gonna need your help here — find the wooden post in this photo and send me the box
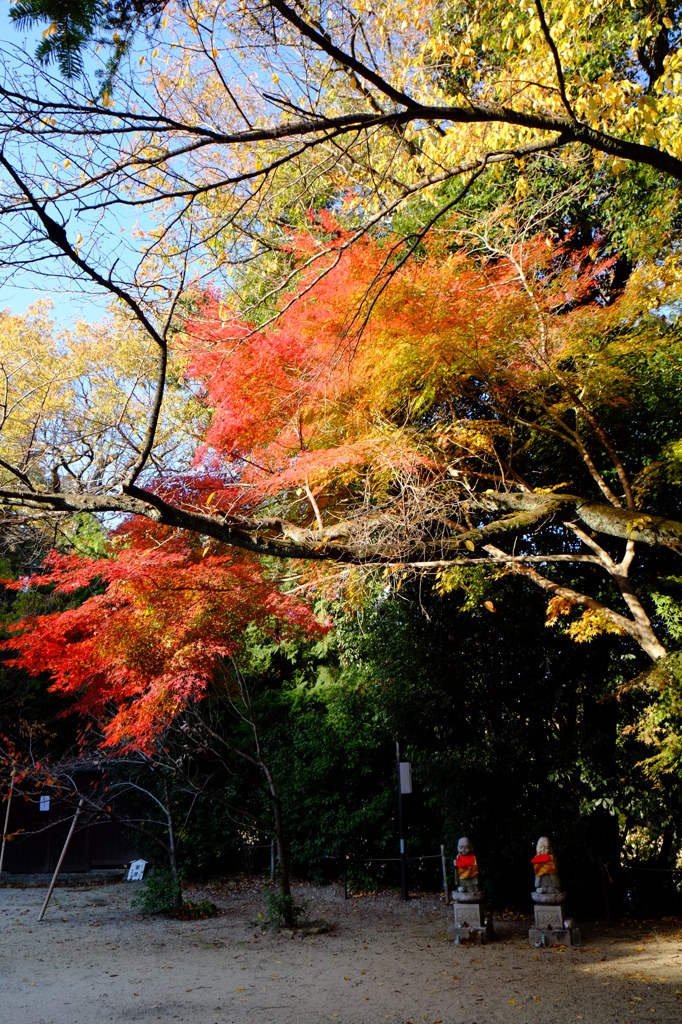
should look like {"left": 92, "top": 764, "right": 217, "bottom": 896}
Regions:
{"left": 0, "top": 776, "right": 15, "bottom": 880}
{"left": 38, "top": 797, "right": 84, "bottom": 921}
{"left": 441, "top": 843, "right": 449, "bottom": 905}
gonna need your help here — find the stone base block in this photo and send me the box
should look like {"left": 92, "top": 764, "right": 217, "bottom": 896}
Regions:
{"left": 528, "top": 926, "right": 581, "bottom": 947}
{"left": 533, "top": 903, "right": 564, "bottom": 929}
{"left": 448, "top": 921, "right": 494, "bottom": 944}
{"left": 453, "top": 900, "right": 484, "bottom": 929}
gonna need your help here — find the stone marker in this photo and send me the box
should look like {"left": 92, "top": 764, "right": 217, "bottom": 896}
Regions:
{"left": 449, "top": 837, "right": 493, "bottom": 944}
{"left": 529, "top": 837, "right": 580, "bottom": 947}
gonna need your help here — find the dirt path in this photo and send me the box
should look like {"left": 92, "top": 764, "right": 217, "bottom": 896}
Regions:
{"left": 1, "top": 880, "right": 680, "bottom": 1023}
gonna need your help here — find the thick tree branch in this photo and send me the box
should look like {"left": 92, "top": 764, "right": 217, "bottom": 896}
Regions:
{"left": 483, "top": 542, "right": 666, "bottom": 661}
{"left": 1, "top": 482, "right": 681, "bottom": 565}
{"left": 479, "top": 492, "right": 682, "bottom": 552}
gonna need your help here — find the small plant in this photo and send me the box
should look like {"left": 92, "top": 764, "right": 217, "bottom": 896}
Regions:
{"left": 265, "top": 889, "right": 307, "bottom": 928}
{"left": 176, "top": 897, "right": 218, "bottom": 920}
{"left": 131, "top": 868, "right": 219, "bottom": 918}
{"left": 131, "top": 868, "right": 182, "bottom": 916}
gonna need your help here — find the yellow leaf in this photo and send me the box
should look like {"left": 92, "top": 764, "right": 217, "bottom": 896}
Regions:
{"left": 465, "top": 539, "right": 475, "bottom": 551}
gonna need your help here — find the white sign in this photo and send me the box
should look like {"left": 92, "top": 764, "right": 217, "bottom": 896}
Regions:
{"left": 126, "top": 859, "right": 147, "bottom": 881}
{"left": 399, "top": 761, "right": 412, "bottom": 794}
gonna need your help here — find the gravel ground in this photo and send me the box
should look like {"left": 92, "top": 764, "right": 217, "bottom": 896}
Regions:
{"left": 1, "top": 878, "right": 681, "bottom": 1024}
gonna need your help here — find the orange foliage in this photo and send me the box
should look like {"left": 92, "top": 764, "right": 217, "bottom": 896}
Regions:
{"left": 4, "top": 224, "right": 620, "bottom": 750}
{"left": 4, "top": 522, "right": 325, "bottom": 750}
{"left": 183, "top": 226, "right": 617, "bottom": 510}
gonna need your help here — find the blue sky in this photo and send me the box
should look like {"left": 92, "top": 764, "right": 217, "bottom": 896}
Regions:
{"left": 0, "top": 13, "right": 147, "bottom": 328}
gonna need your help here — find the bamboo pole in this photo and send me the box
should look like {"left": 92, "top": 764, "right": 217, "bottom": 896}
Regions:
{"left": 0, "top": 776, "right": 15, "bottom": 880}
{"left": 38, "top": 796, "right": 84, "bottom": 921}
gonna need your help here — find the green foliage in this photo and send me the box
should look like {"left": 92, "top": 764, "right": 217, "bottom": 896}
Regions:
{"left": 333, "top": 576, "right": 680, "bottom": 913}
{"left": 264, "top": 888, "right": 306, "bottom": 928}
{"left": 651, "top": 581, "right": 682, "bottom": 644}
{"left": 261, "top": 664, "right": 396, "bottom": 874}
{"left": 174, "top": 797, "right": 246, "bottom": 881}
{"left": 131, "top": 867, "right": 219, "bottom": 918}
{"left": 58, "top": 513, "right": 109, "bottom": 558}
{"left": 632, "top": 652, "right": 682, "bottom": 780}
{"left": 131, "top": 867, "right": 182, "bottom": 916}
{"left": 433, "top": 564, "right": 505, "bottom": 611}
{"left": 9, "top": 0, "right": 166, "bottom": 83}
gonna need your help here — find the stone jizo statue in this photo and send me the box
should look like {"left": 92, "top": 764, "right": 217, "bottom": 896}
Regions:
{"left": 455, "top": 836, "right": 480, "bottom": 894}
{"left": 532, "top": 836, "right": 562, "bottom": 894}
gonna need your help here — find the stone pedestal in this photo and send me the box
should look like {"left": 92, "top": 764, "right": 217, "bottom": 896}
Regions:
{"left": 448, "top": 891, "right": 494, "bottom": 944}
{"left": 528, "top": 893, "right": 580, "bottom": 947}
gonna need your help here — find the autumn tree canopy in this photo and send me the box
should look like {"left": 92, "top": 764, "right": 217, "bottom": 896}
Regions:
{"left": 3, "top": 225, "right": 682, "bottom": 672}
{"left": 0, "top": 1, "right": 681, "bottom": 669}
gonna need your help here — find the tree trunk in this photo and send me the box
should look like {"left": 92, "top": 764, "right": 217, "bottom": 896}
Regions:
{"left": 163, "top": 777, "right": 183, "bottom": 912}
{"left": 259, "top": 760, "right": 293, "bottom": 923}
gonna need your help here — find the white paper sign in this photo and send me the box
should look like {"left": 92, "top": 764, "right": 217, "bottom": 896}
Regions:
{"left": 126, "top": 859, "right": 147, "bottom": 881}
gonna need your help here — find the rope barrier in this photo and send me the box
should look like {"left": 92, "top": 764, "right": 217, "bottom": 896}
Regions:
{"left": 241, "top": 848, "right": 445, "bottom": 863}
{"left": 622, "top": 864, "right": 682, "bottom": 875}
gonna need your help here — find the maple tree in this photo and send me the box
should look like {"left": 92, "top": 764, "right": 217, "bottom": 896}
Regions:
{"left": 0, "top": 0, "right": 680, "bottom": 794}
{"left": 2, "top": 219, "right": 680, "bottom": 820}
{"left": 1, "top": 511, "right": 323, "bottom": 916}
{"left": 2, "top": 224, "right": 682, "bottom": 664}
{"left": 183, "top": 225, "right": 682, "bottom": 660}
{"left": 0, "top": 1, "right": 679, "bottom": 558}
{"left": 4, "top": 522, "right": 323, "bottom": 750}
